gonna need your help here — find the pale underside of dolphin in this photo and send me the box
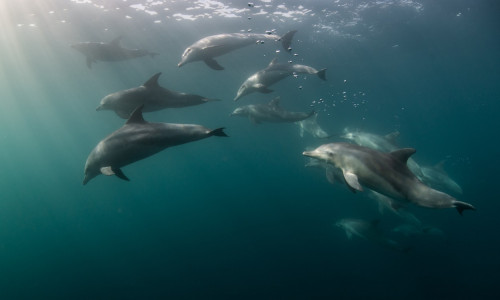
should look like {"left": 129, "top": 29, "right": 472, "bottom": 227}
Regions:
{"left": 233, "top": 58, "right": 327, "bottom": 101}
{"left": 178, "top": 30, "right": 297, "bottom": 70}
{"left": 303, "top": 142, "right": 475, "bottom": 215}
{"left": 83, "top": 105, "right": 228, "bottom": 185}
{"left": 230, "top": 96, "right": 314, "bottom": 124}
{"left": 97, "top": 72, "right": 220, "bottom": 119}
{"left": 71, "top": 36, "right": 158, "bottom": 69}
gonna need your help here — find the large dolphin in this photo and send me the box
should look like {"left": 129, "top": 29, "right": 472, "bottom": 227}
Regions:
{"left": 83, "top": 105, "right": 228, "bottom": 185}
{"left": 342, "top": 129, "right": 424, "bottom": 180}
{"left": 296, "top": 113, "right": 330, "bottom": 139}
{"left": 336, "top": 218, "right": 410, "bottom": 252}
{"left": 302, "top": 143, "right": 476, "bottom": 215}
{"left": 420, "top": 161, "right": 463, "bottom": 195}
{"left": 234, "top": 58, "right": 326, "bottom": 101}
{"left": 71, "top": 36, "right": 158, "bottom": 69}
{"left": 230, "top": 96, "right": 314, "bottom": 124}
{"left": 97, "top": 72, "right": 219, "bottom": 119}
{"left": 178, "top": 30, "right": 297, "bottom": 70}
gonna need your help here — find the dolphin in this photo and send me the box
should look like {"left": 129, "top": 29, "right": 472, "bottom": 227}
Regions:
{"left": 366, "top": 190, "right": 422, "bottom": 227}
{"left": 342, "top": 129, "right": 424, "bottom": 180}
{"left": 420, "top": 161, "right": 463, "bottom": 195}
{"left": 230, "top": 96, "right": 314, "bottom": 124}
{"left": 392, "top": 223, "right": 445, "bottom": 238}
{"left": 234, "top": 58, "right": 326, "bottom": 101}
{"left": 336, "top": 218, "right": 410, "bottom": 252}
{"left": 178, "top": 30, "right": 297, "bottom": 70}
{"left": 83, "top": 105, "right": 228, "bottom": 185}
{"left": 71, "top": 36, "right": 158, "bottom": 69}
{"left": 296, "top": 113, "right": 330, "bottom": 139}
{"left": 302, "top": 143, "right": 476, "bottom": 215}
{"left": 97, "top": 72, "right": 220, "bottom": 119}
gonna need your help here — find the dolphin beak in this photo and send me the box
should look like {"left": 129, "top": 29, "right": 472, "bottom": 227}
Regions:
{"left": 177, "top": 62, "right": 183, "bottom": 67}
{"left": 302, "top": 151, "right": 313, "bottom": 157}
{"left": 96, "top": 105, "right": 102, "bottom": 111}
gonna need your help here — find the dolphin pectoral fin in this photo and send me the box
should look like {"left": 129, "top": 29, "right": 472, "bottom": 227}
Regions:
{"left": 325, "top": 169, "right": 336, "bottom": 185}
{"left": 100, "top": 166, "right": 115, "bottom": 176}
{"left": 113, "top": 168, "right": 130, "bottom": 182}
{"left": 453, "top": 201, "right": 476, "bottom": 215}
{"left": 204, "top": 58, "right": 224, "bottom": 70}
{"left": 342, "top": 170, "right": 363, "bottom": 192}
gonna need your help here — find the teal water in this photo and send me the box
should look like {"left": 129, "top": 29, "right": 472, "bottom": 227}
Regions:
{"left": 0, "top": 0, "right": 499, "bottom": 299}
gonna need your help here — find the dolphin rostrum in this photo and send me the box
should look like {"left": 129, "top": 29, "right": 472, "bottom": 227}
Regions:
{"left": 233, "top": 58, "right": 326, "bottom": 101}
{"left": 336, "top": 218, "right": 410, "bottom": 252}
{"left": 230, "top": 96, "right": 314, "bottom": 124}
{"left": 71, "top": 36, "right": 158, "bottom": 69}
{"left": 178, "top": 30, "right": 297, "bottom": 70}
{"left": 97, "top": 72, "right": 220, "bottom": 119}
{"left": 303, "top": 143, "right": 475, "bottom": 215}
{"left": 83, "top": 105, "right": 228, "bottom": 185}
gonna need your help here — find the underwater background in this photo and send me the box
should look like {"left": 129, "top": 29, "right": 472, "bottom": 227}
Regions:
{"left": 0, "top": 0, "right": 499, "bottom": 299}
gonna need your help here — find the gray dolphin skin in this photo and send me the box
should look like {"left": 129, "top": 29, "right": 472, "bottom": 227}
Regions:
{"left": 178, "top": 30, "right": 297, "bottom": 70}
{"left": 342, "top": 129, "right": 424, "bottom": 180}
{"left": 97, "top": 72, "right": 219, "bottom": 119}
{"left": 420, "top": 162, "right": 463, "bottom": 195}
{"left": 233, "top": 58, "right": 326, "bottom": 101}
{"left": 71, "top": 36, "right": 158, "bottom": 69}
{"left": 296, "top": 113, "right": 330, "bottom": 138}
{"left": 230, "top": 96, "right": 314, "bottom": 124}
{"left": 302, "top": 143, "right": 476, "bottom": 215}
{"left": 83, "top": 105, "right": 228, "bottom": 185}
{"left": 336, "top": 218, "right": 409, "bottom": 252}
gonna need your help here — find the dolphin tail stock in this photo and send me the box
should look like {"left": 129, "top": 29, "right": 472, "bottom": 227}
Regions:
{"left": 454, "top": 200, "right": 476, "bottom": 216}
{"left": 316, "top": 68, "right": 327, "bottom": 81}
{"left": 210, "top": 127, "right": 229, "bottom": 137}
{"left": 280, "top": 30, "right": 297, "bottom": 52}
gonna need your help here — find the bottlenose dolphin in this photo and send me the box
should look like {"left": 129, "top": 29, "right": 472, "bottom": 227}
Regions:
{"left": 296, "top": 113, "right": 330, "bottom": 139}
{"left": 97, "top": 72, "right": 219, "bottom": 119}
{"left": 83, "top": 105, "right": 228, "bottom": 185}
{"left": 302, "top": 143, "right": 475, "bottom": 215}
{"left": 336, "top": 218, "right": 410, "bottom": 252}
{"left": 71, "top": 36, "right": 158, "bottom": 69}
{"left": 230, "top": 96, "right": 314, "bottom": 124}
{"left": 342, "top": 129, "right": 424, "bottom": 179}
{"left": 178, "top": 30, "right": 297, "bottom": 70}
{"left": 420, "top": 161, "right": 463, "bottom": 195}
{"left": 234, "top": 58, "right": 326, "bottom": 101}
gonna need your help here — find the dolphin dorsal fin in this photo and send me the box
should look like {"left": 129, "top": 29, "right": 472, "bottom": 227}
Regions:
{"left": 110, "top": 36, "right": 123, "bottom": 47}
{"left": 384, "top": 131, "right": 400, "bottom": 144}
{"left": 390, "top": 148, "right": 416, "bottom": 164}
{"left": 268, "top": 58, "right": 278, "bottom": 67}
{"left": 269, "top": 96, "right": 280, "bottom": 107}
{"left": 126, "top": 105, "right": 147, "bottom": 124}
{"left": 143, "top": 72, "right": 162, "bottom": 88}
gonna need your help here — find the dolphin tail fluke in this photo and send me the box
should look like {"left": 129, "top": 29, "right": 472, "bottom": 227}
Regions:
{"left": 280, "top": 30, "right": 297, "bottom": 52}
{"left": 210, "top": 127, "right": 229, "bottom": 137}
{"left": 454, "top": 201, "right": 476, "bottom": 215}
{"left": 316, "top": 68, "right": 327, "bottom": 81}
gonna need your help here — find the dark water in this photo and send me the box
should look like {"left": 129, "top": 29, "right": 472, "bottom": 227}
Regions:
{"left": 0, "top": 0, "right": 499, "bottom": 299}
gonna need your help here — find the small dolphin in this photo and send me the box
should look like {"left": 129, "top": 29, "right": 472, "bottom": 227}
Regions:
{"left": 336, "top": 218, "right": 410, "bottom": 252}
{"left": 303, "top": 143, "right": 475, "bottom": 215}
{"left": 230, "top": 96, "right": 314, "bottom": 124}
{"left": 97, "top": 72, "right": 219, "bottom": 119}
{"left": 234, "top": 58, "right": 326, "bottom": 101}
{"left": 83, "top": 105, "right": 228, "bottom": 185}
{"left": 296, "top": 113, "right": 330, "bottom": 139}
{"left": 71, "top": 36, "right": 158, "bottom": 69}
{"left": 420, "top": 161, "right": 463, "bottom": 195}
{"left": 342, "top": 129, "right": 424, "bottom": 179}
{"left": 178, "top": 30, "right": 297, "bottom": 70}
